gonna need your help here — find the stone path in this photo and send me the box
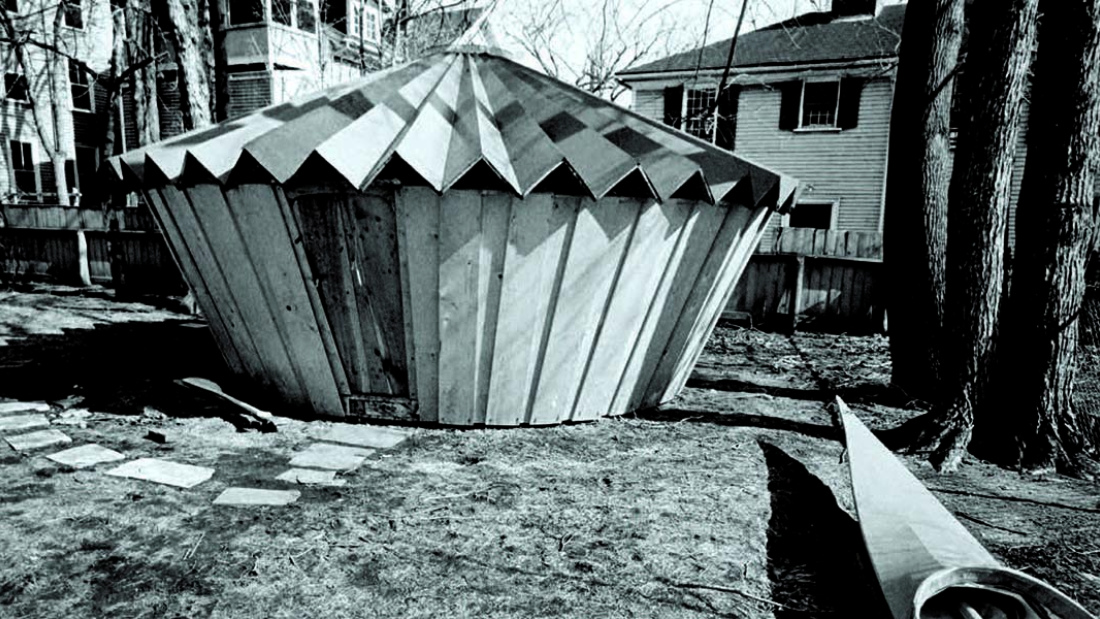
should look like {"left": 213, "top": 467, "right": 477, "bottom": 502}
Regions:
{"left": 2, "top": 398, "right": 411, "bottom": 508}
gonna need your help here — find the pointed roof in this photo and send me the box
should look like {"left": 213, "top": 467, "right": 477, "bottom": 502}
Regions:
{"left": 108, "top": 52, "right": 797, "bottom": 209}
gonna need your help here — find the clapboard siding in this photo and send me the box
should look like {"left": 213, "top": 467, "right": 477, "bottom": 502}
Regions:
{"left": 633, "top": 89, "right": 664, "bottom": 123}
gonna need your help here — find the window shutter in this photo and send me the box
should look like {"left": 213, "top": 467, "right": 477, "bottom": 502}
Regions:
{"left": 663, "top": 84, "right": 684, "bottom": 129}
{"left": 838, "top": 77, "right": 865, "bottom": 129}
{"left": 715, "top": 85, "right": 739, "bottom": 150}
{"left": 778, "top": 81, "right": 802, "bottom": 130}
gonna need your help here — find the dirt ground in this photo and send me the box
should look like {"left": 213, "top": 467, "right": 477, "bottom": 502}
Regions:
{"left": 0, "top": 285, "right": 1097, "bottom": 619}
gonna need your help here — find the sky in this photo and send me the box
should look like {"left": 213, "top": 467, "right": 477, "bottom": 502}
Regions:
{"left": 478, "top": 0, "right": 906, "bottom": 100}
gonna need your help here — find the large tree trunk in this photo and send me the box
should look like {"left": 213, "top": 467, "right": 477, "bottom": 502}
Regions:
{"left": 154, "top": 0, "right": 212, "bottom": 130}
{"left": 882, "top": 0, "right": 964, "bottom": 403}
{"left": 917, "top": 0, "right": 1039, "bottom": 472}
{"left": 128, "top": 2, "right": 160, "bottom": 146}
{"left": 998, "top": 0, "right": 1100, "bottom": 478}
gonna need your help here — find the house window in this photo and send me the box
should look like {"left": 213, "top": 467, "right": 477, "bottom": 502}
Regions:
{"left": 272, "top": 0, "right": 292, "bottom": 26}
{"left": 800, "top": 80, "right": 840, "bottom": 128}
{"left": 362, "top": 4, "right": 379, "bottom": 42}
{"left": 69, "top": 60, "right": 92, "bottom": 111}
{"left": 684, "top": 87, "right": 715, "bottom": 141}
{"left": 787, "top": 201, "right": 836, "bottom": 230}
{"left": 5, "top": 0, "right": 19, "bottom": 13}
{"left": 228, "top": 0, "right": 265, "bottom": 25}
{"left": 75, "top": 146, "right": 97, "bottom": 194}
{"left": 296, "top": 0, "right": 316, "bottom": 32}
{"left": 5, "top": 71, "right": 28, "bottom": 102}
{"left": 9, "top": 140, "right": 36, "bottom": 195}
{"left": 62, "top": 0, "right": 83, "bottom": 29}
{"left": 348, "top": 0, "right": 361, "bottom": 37}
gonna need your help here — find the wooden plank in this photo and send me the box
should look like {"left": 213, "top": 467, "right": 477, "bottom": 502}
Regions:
{"left": 811, "top": 228, "right": 827, "bottom": 256}
{"left": 346, "top": 193, "right": 409, "bottom": 395}
{"left": 529, "top": 197, "right": 635, "bottom": 426}
{"left": 789, "top": 255, "right": 805, "bottom": 326}
{"left": 837, "top": 261, "right": 855, "bottom": 321}
{"left": 484, "top": 193, "right": 572, "bottom": 426}
{"left": 273, "top": 188, "right": 351, "bottom": 400}
{"left": 618, "top": 201, "right": 727, "bottom": 415}
{"left": 148, "top": 188, "right": 249, "bottom": 377}
{"left": 183, "top": 184, "right": 310, "bottom": 407}
{"left": 437, "top": 190, "right": 482, "bottom": 425}
{"left": 657, "top": 207, "right": 763, "bottom": 397}
{"left": 474, "top": 192, "right": 511, "bottom": 425}
{"left": 61, "top": 208, "right": 80, "bottom": 230}
{"left": 825, "top": 229, "right": 841, "bottom": 257}
{"left": 396, "top": 186, "right": 441, "bottom": 423}
{"left": 572, "top": 198, "right": 688, "bottom": 421}
{"left": 226, "top": 184, "right": 344, "bottom": 417}
{"left": 295, "top": 195, "right": 384, "bottom": 395}
{"left": 394, "top": 190, "right": 418, "bottom": 402}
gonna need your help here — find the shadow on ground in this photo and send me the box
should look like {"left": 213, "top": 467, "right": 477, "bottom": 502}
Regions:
{"left": 635, "top": 407, "right": 839, "bottom": 442}
{"left": 759, "top": 440, "right": 890, "bottom": 617}
{"left": 0, "top": 319, "right": 239, "bottom": 415}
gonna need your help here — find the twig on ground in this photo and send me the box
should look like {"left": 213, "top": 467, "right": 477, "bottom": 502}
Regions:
{"left": 662, "top": 579, "right": 808, "bottom": 612}
{"left": 955, "top": 511, "right": 1029, "bottom": 536}
{"left": 929, "top": 487, "right": 1100, "bottom": 514}
{"left": 182, "top": 531, "right": 205, "bottom": 561}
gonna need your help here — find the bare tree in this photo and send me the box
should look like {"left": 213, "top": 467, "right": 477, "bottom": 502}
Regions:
{"left": 152, "top": 0, "right": 212, "bottom": 130}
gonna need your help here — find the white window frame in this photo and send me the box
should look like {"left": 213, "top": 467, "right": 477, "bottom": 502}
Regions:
{"left": 796, "top": 77, "right": 842, "bottom": 131}
{"left": 362, "top": 3, "right": 379, "bottom": 42}
{"left": 68, "top": 59, "right": 93, "bottom": 113}
{"left": 681, "top": 84, "right": 716, "bottom": 142}
{"left": 4, "top": 67, "right": 29, "bottom": 103}
{"left": 782, "top": 199, "right": 839, "bottom": 230}
{"left": 348, "top": 0, "right": 361, "bottom": 38}
{"left": 9, "top": 139, "right": 38, "bottom": 196}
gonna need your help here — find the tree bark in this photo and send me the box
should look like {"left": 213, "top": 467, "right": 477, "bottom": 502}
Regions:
{"left": 154, "top": 0, "right": 212, "bottom": 131}
{"left": 128, "top": 2, "right": 160, "bottom": 146}
{"left": 919, "top": 0, "right": 1039, "bottom": 472}
{"left": 883, "top": 0, "right": 964, "bottom": 403}
{"left": 998, "top": 0, "right": 1100, "bottom": 478}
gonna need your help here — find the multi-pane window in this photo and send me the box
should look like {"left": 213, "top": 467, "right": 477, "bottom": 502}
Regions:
{"left": 348, "top": 0, "right": 362, "bottom": 37}
{"left": 228, "top": 0, "right": 265, "bottom": 25}
{"left": 362, "top": 5, "right": 379, "bottom": 42}
{"left": 296, "top": 0, "right": 316, "bottom": 32}
{"left": 62, "top": 0, "right": 83, "bottom": 29}
{"left": 800, "top": 81, "right": 840, "bottom": 128}
{"left": 69, "top": 60, "right": 91, "bottom": 111}
{"left": 9, "top": 140, "right": 36, "bottom": 195}
{"left": 684, "top": 87, "right": 715, "bottom": 141}
{"left": 272, "top": 0, "right": 292, "bottom": 26}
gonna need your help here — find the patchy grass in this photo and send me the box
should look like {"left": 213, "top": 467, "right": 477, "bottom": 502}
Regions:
{"left": 0, "top": 287, "right": 1096, "bottom": 618}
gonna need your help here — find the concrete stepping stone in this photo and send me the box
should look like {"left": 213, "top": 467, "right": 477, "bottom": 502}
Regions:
{"left": 105, "top": 458, "right": 214, "bottom": 489}
{"left": 0, "top": 401, "right": 50, "bottom": 415}
{"left": 0, "top": 414, "right": 50, "bottom": 433}
{"left": 46, "top": 444, "right": 125, "bottom": 469}
{"left": 213, "top": 487, "right": 300, "bottom": 506}
{"left": 275, "top": 468, "right": 347, "bottom": 487}
{"left": 6, "top": 429, "right": 71, "bottom": 451}
{"left": 313, "top": 424, "right": 408, "bottom": 449}
{"left": 288, "top": 443, "right": 373, "bottom": 471}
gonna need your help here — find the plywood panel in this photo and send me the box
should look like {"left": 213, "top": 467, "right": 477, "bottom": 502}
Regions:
{"left": 484, "top": 193, "right": 572, "bottom": 426}
{"left": 149, "top": 187, "right": 250, "bottom": 378}
{"left": 619, "top": 202, "right": 727, "bottom": 414}
{"left": 397, "top": 186, "right": 441, "bottom": 423}
{"left": 227, "top": 184, "right": 344, "bottom": 417}
{"left": 661, "top": 206, "right": 770, "bottom": 402}
{"left": 346, "top": 193, "right": 408, "bottom": 395}
{"left": 183, "top": 184, "right": 309, "bottom": 407}
{"left": 529, "top": 197, "right": 635, "bottom": 425}
{"left": 474, "top": 193, "right": 511, "bottom": 425}
{"left": 295, "top": 195, "right": 387, "bottom": 395}
{"left": 572, "top": 198, "right": 691, "bottom": 421}
{"left": 437, "top": 190, "right": 482, "bottom": 425}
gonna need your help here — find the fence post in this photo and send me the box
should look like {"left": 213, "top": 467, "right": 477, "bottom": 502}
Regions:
{"left": 787, "top": 254, "right": 805, "bottom": 332}
{"left": 75, "top": 229, "right": 92, "bottom": 287}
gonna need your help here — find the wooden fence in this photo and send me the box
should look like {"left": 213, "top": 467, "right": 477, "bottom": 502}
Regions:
{"left": 0, "top": 204, "right": 185, "bottom": 293}
{"left": 727, "top": 227, "right": 886, "bottom": 333}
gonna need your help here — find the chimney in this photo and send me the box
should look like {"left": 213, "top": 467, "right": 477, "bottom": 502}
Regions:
{"left": 831, "top": 0, "right": 881, "bottom": 17}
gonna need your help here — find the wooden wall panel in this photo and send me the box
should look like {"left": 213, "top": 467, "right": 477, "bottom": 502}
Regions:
{"left": 226, "top": 184, "right": 344, "bottom": 417}
{"left": 474, "top": 193, "right": 511, "bottom": 425}
{"left": 528, "top": 197, "right": 635, "bottom": 426}
{"left": 397, "top": 186, "right": 442, "bottom": 423}
{"left": 484, "top": 193, "right": 571, "bottom": 426}
{"left": 437, "top": 191, "right": 482, "bottom": 425}
{"left": 572, "top": 199, "right": 690, "bottom": 421}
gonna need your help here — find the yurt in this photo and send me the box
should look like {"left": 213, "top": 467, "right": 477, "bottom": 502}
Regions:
{"left": 108, "top": 51, "right": 798, "bottom": 427}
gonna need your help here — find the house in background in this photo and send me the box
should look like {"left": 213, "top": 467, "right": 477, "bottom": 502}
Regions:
{"left": 617, "top": 0, "right": 1026, "bottom": 254}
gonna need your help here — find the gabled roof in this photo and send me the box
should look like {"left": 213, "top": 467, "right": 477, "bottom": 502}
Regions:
{"left": 619, "top": 3, "right": 905, "bottom": 76}
{"left": 107, "top": 52, "right": 797, "bottom": 210}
